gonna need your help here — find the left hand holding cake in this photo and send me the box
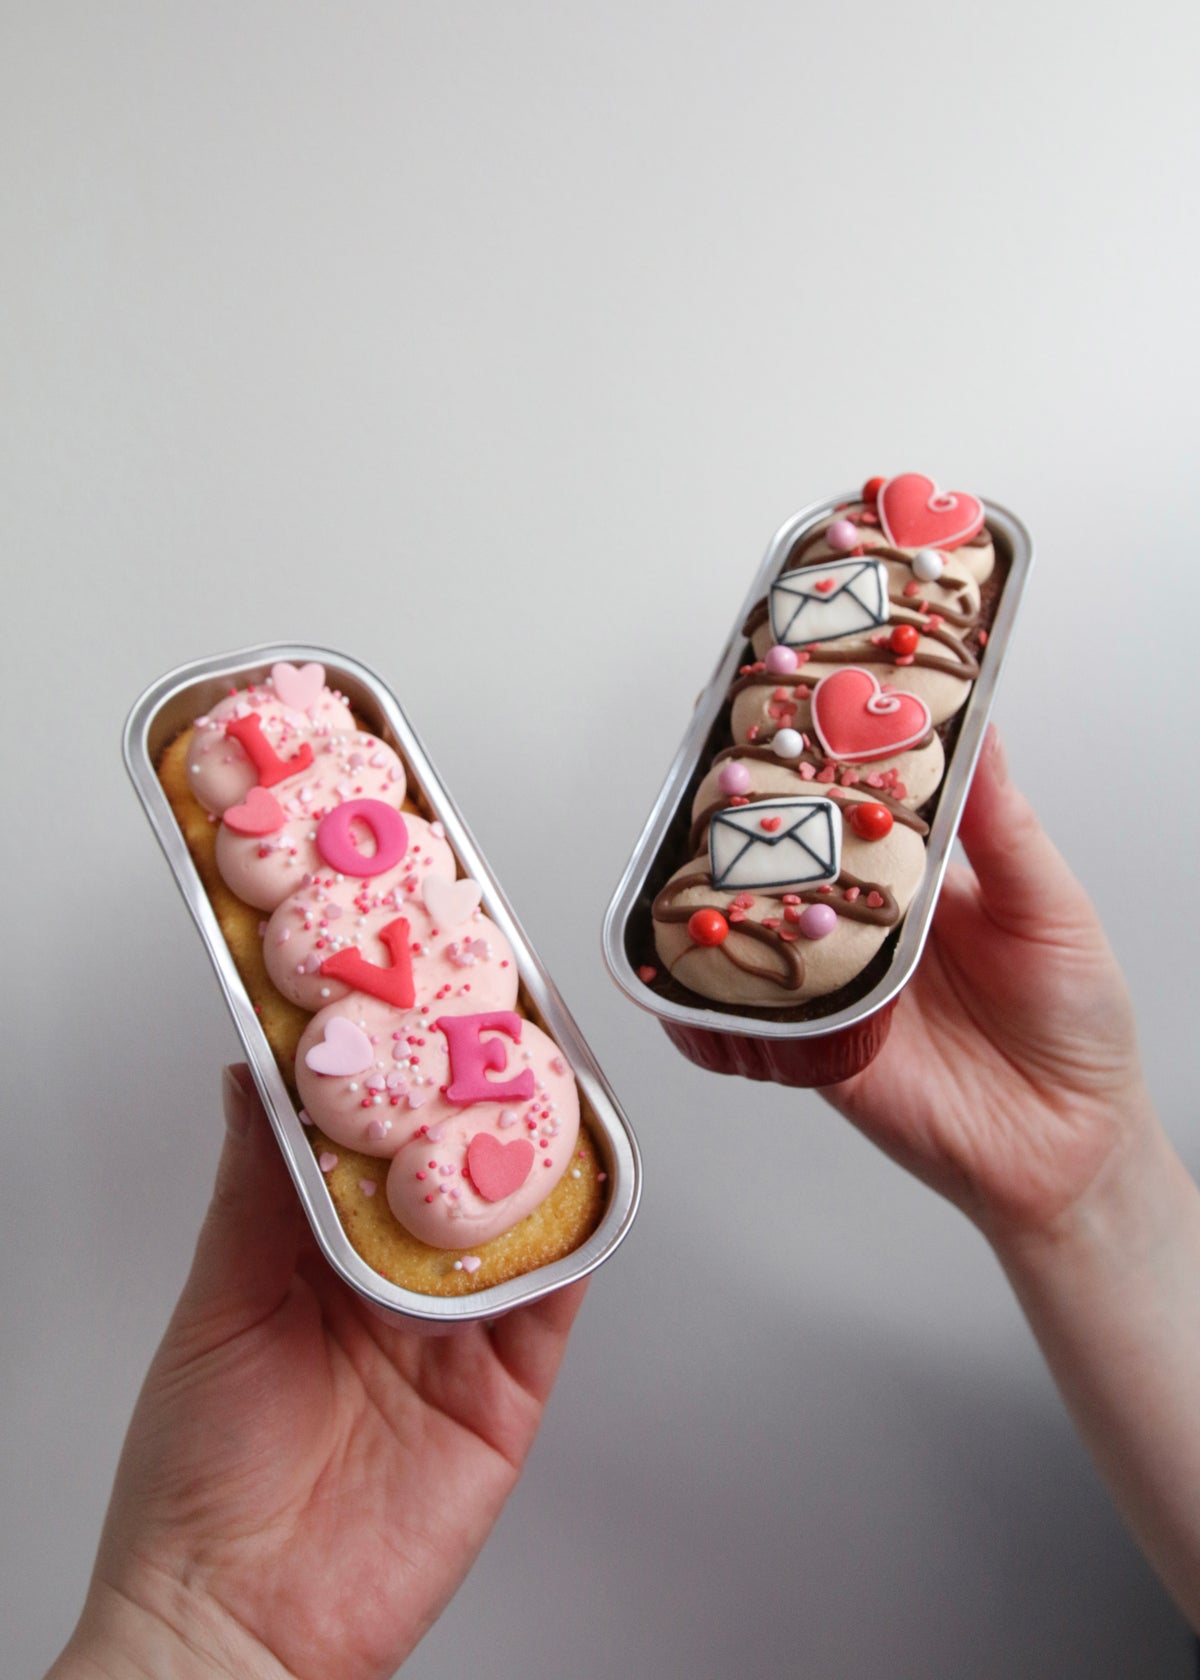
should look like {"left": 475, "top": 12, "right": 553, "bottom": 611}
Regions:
{"left": 47, "top": 1065, "right": 586, "bottom": 1680}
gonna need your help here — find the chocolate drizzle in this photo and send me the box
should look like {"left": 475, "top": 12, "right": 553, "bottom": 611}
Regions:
{"left": 652, "top": 864, "right": 899, "bottom": 995}
{"left": 652, "top": 870, "right": 807, "bottom": 990}
{"left": 730, "top": 625, "right": 979, "bottom": 687}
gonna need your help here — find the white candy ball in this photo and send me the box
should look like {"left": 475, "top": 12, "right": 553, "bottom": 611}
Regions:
{"left": 912, "top": 547, "right": 944, "bottom": 582}
{"left": 772, "top": 728, "right": 804, "bottom": 758}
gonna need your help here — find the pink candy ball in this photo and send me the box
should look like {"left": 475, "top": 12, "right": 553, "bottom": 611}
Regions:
{"left": 765, "top": 644, "right": 799, "bottom": 674}
{"left": 797, "top": 903, "right": 838, "bottom": 940}
{"left": 825, "top": 519, "right": 858, "bottom": 552}
{"left": 718, "top": 761, "right": 752, "bottom": 795}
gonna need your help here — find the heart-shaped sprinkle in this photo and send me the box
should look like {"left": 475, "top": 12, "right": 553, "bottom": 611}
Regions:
{"left": 223, "top": 786, "right": 286, "bottom": 836}
{"left": 359, "top": 1179, "right": 377, "bottom": 1198}
{"left": 448, "top": 936, "right": 489, "bottom": 969}
{"left": 272, "top": 661, "right": 326, "bottom": 712}
{"left": 305, "top": 1015, "right": 375, "bottom": 1077}
{"left": 424, "top": 876, "right": 482, "bottom": 929}
{"left": 814, "top": 577, "right": 837, "bottom": 595}
{"left": 466, "top": 1132, "right": 535, "bottom": 1202}
{"left": 760, "top": 815, "right": 783, "bottom": 832}
{"left": 318, "top": 1152, "right": 338, "bottom": 1173}
{"left": 811, "top": 668, "right": 932, "bottom": 763}
{"left": 877, "top": 474, "right": 983, "bottom": 551}
{"left": 459, "top": 1255, "right": 482, "bottom": 1274}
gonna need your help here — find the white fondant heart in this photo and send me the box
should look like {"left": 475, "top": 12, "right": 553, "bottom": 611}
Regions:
{"left": 305, "top": 1015, "right": 375, "bottom": 1077}
{"left": 272, "top": 661, "right": 326, "bottom": 712}
{"left": 423, "top": 876, "right": 482, "bottom": 929}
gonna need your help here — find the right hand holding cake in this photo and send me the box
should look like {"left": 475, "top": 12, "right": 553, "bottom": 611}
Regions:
{"left": 821, "top": 725, "right": 1200, "bottom": 1627}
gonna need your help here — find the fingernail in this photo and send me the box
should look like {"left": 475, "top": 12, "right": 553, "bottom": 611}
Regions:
{"left": 222, "top": 1064, "right": 253, "bottom": 1137}
{"left": 984, "top": 724, "right": 1009, "bottom": 785}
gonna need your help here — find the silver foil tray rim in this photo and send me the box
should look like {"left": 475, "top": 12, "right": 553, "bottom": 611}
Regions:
{"left": 602, "top": 490, "right": 1034, "bottom": 1041}
{"left": 125, "top": 642, "right": 641, "bottom": 1327}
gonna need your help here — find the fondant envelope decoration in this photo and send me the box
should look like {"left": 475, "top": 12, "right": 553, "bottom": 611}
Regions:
{"left": 768, "top": 558, "right": 889, "bottom": 649}
{"left": 709, "top": 797, "right": 843, "bottom": 894}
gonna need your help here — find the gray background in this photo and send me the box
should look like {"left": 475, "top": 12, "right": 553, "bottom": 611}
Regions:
{"left": 5, "top": 2, "right": 1199, "bottom": 1674}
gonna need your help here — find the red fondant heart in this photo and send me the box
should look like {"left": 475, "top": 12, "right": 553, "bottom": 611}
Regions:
{"left": 467, "top": 1132, "right": 535, "bottom": 1202}
{"left": 811, "top": 667, "right": 933, "bottom": 763}
{"left": 222, "top": 785, "right": 286, "bottom": 835}
{"left": 814, "top": 577, "right": 836, "bottom": 594}
{"left": 877, "top": 473, "right": 983, "bottom": 551}
{"left": 760, "top": 815, "right": 783, "bottom": 831}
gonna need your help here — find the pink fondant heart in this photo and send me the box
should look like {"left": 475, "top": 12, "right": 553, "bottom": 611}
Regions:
{"left": 271, "top": 661, "right": 326, "bottom": 712}
{"left": 466, "top": 1132, "right": 535, "bottom": 1203}
{"left": 305, "top": 1015, "right": 375, "bottom": 1077}
{"left": 423, "top": 876, "right": 482, "bottom": 929}
{"left": 222, "top": 785, "right": 286, "bottom": 836}
{"left": 811, "top": 667, "right": 933, "bottom": 763}
{"left": 877, "top": 474, "right": 983, "bottom": 551}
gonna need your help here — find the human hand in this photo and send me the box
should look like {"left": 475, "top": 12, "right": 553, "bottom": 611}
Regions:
{"left": 51, "top": 1066, "right": 585, "bottom": 1680}
{"left": 821, "top": 727, "right": 1155, "bottom": 1242}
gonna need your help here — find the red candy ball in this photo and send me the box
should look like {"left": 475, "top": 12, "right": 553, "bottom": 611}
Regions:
{"left": 848, "top": 801, "right": 894, "bottom": 841}
{"left": 862, "top": 476, "right": 886, "bottom": 502}
{"left": 687, "top": 908, "right": 729, "bottom": 946}
{"left": 889, "top": 623, "right": 919, "bottom": 657}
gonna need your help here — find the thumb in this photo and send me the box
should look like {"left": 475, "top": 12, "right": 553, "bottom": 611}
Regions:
{"left": 954, "top": 726, "right": 1096, "bottom": 938}
{"left": 168, "top": 1065, "right": 304, "bottom": 1345}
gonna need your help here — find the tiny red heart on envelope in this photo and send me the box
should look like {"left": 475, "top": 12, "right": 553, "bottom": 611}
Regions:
{"left": 814, "top": 578, "right": 836, "bottom": 594}
{"left": 760, "top": 815, "right": 783, "bottom": 832}
{"left": 467, "top": 1132, "right": 534, "bottom": 1202}
{"left": 223, "top": 786, "right": 286, "bottom": 835}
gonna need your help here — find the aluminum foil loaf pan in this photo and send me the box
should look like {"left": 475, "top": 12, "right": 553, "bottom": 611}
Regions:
{"left": 603, "top": 483, "right": 1033, "bottom": 1087}
{"left": 125, "top": 644, "right": 640, "bottom": 1327}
